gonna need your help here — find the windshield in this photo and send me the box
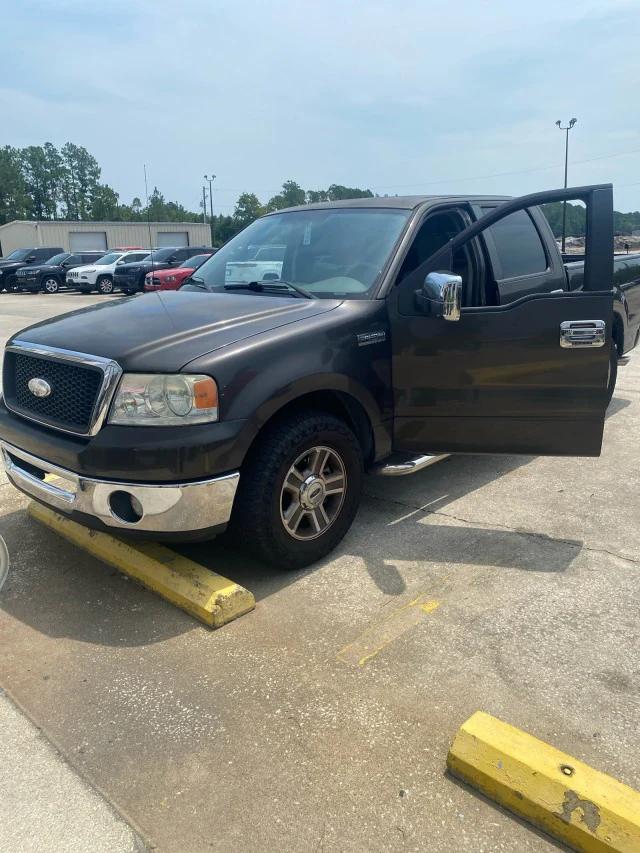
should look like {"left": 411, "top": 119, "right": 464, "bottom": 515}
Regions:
{"left": 182, "top": 254, "right": 210, "bottom": 269}
{"left": 3, "top": 249, "right": 31, "bottom": 261}
{"left": 46, "top": 253, "right": 70, "bottom": 265}
{"left": 190, "top": 208, "right": 410, "bottom": 298}
{"left": 146, "top": 248, "right": 176, "bottom": 262}
{"left": 96, "top": 252, "right": 121, "bottom": 265}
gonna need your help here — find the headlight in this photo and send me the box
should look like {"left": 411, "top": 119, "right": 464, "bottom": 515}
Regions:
{"left": 166, "top": 275, "right": 176, "bottom": 283}
{"left": 108, "top": 374, "right": 219, "bottom": 425}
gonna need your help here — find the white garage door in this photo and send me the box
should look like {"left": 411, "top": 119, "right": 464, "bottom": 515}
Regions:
{"left": 156, "top": 231, "right": 189, "bottom": 247}
{"left": 69, "top": 231, "right": 108, "bottom": 252}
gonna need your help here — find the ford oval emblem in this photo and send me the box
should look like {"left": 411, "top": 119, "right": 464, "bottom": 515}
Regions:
{"left": 27, "top": 377, "right": 52, "bottom": 398}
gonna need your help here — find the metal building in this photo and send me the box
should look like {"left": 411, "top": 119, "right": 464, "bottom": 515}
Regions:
{"left": 0, "top": 220, "right": 211, "bottom": 256}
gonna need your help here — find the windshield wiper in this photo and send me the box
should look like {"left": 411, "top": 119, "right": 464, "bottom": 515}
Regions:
{"left": 224, "top": 280, "right": 314, "bottom": 299}
{"left": 181, "top": 275, "right": 207, "bottom": 290}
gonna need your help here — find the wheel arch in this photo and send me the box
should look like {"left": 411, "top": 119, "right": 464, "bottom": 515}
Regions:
{"left": 612, "top": 307, "right": 625, "bottom": 355}
{"left": 236, "top": 382, "right": 389, "bottom": 470}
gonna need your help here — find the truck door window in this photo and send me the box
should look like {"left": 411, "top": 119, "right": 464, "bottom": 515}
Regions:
{"left": 483, "top": 208, "right": 548, "bottom": 278}
{"left": 397, "top": 209, "right": 482, "bottom": 305}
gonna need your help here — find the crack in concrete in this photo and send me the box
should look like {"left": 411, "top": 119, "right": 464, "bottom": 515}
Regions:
{"left": 364, "top": 490, "right": 640, "bottom": 568}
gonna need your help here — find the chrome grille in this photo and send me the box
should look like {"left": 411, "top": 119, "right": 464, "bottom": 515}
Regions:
{"left": 3, "top": 342, "right": 122, "bottom": 436}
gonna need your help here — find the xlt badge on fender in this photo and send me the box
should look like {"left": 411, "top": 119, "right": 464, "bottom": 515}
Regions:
{"left": 357, "top": 330, "right": 386, "bottom": 346}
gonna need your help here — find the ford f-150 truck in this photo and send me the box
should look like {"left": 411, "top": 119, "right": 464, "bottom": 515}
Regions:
{"left": 0, "top": 185, "right": 636, "bottom": 569}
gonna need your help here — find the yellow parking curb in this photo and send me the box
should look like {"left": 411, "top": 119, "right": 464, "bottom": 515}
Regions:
{"left": 447, "top": 711, "right": 640, "bottom": 852}
{"left": 28, "top": 502, "right": 255, "bottom": 628}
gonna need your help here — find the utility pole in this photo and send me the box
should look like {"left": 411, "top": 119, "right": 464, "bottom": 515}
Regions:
{"left": 555, "top": 118, "right": 577, "bottom": 253}
{"left": 204, "top": 174, "right": 216, "bottom": 247}
{"left": 202, "top": 186, "right": 207, "bottom": 225}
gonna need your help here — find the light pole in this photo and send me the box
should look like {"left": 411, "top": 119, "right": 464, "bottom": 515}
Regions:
{"left": 201, "top": 185, "right": 207, "bottom": 225}
{"left": 555, "top": 117, "right": 577, "bottom": 253}
{"left": 204, "top": 174, "right": 216, "bottom": 247}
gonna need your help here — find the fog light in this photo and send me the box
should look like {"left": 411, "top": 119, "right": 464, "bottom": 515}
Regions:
{"left": 109, "top": 490, "right": 143, "bottom": 524}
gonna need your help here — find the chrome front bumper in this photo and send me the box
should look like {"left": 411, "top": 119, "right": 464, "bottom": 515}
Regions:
{"left": 1, "top": 441, "right": 239, "bottom": 533}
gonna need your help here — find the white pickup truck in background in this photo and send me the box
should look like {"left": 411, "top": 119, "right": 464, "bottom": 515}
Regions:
{"left": 224, "top": 245, "right": 285, "bottom": 284}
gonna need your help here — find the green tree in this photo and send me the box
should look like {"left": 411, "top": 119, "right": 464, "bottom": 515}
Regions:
{"left": 0, "top": 146, "right": 30, "bottom": 224}
{"left": 60, "top": 142, "right": 101, "bottom": 219}
{"left": 90, "top": 184, "right": 120, "bottom": 220}
{"left": 20, "top": 144, "right": 63, "bottom": 219}
{"left": 326, "top": 184, "right": 373, "bottom": 201}
{"left": 233, "top": 192, "right": 264, "bottom": 226}
{"left": 266, "top": 180, "right": 306, "bottom": 211}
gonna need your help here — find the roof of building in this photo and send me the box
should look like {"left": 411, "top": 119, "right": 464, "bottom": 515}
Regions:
{"left": 0, "top": 220, "right": 208, "bottom": 229}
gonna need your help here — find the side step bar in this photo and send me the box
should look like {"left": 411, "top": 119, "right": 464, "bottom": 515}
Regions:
{"left": 372, "top": 453, "right": 450, "bottom": 477}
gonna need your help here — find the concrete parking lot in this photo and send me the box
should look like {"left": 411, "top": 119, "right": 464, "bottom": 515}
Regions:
{"left": 1, "top": 292, "right": 639, "bottom": 852}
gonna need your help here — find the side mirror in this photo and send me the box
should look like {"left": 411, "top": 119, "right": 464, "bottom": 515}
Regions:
{"left": 26, "top": 256, "right": 36, "bottom": 263}
{"left": 421, "top": 271, "right": 462, "bottom": 321}
{"left": 116, "top": 260, "right": 125, "bottom": 265}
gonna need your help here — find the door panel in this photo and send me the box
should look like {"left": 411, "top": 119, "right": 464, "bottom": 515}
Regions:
{"left": 389, "top": 185, "right": 614, "bottom": 457}
{"left": 392, "top": 291, "right": 612, "bottom": 455}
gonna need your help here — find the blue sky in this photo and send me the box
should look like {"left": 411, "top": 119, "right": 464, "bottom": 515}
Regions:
{"left": 2, "top": 0, "right": 639, "bottom": 213}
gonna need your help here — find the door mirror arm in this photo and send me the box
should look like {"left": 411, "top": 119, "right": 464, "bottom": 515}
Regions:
{"left": 416, "top": 271, "right": 462, "bottom": 321}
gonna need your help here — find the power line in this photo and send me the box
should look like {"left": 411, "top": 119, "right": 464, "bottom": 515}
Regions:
{"left": 208, "top": 144, "right": 640, "bottom": 197}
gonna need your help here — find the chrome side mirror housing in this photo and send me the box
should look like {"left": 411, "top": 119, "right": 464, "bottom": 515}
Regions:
{"left": 422, "top": 271, "right": 462, "bottom": 321}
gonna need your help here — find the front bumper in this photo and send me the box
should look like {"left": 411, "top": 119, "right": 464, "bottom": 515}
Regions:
{"left": 15, "top": 275, "right": 39, "bottom": 290}
{"left": 114, "top": 272, "right": 141, "bottom": 291}
{"left": 2, "top": 440, "right": 239, "bottom": 536}
{"left": 67, "top": 276, "right": 96, "bottom": 289}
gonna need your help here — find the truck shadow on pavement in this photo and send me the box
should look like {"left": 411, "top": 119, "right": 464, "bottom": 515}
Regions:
{"left": 183, "top": 452, "right": 582, "bottom": 601}
{"left": 0, "top": 452, "right": 583, "bottom": 647}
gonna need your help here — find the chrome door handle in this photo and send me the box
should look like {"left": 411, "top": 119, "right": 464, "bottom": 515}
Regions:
{"left": 560, "top": 320, "right": 606, "bottom": 348}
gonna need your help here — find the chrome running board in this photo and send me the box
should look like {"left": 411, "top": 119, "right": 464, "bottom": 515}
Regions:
{"left": 372, "top": 453, "right": 450, "bottom": 477}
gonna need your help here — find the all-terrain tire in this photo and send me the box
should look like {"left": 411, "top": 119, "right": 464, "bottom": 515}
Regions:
{"left": 607, "top": 339, "right": 618, "bottom": 404}
{"left": 229, "top": 410, "right": 363, "bottom": 569}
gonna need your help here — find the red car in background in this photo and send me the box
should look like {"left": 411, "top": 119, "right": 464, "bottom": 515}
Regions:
{"left": 144, "top": 253, "right": 214, "bottom": 292}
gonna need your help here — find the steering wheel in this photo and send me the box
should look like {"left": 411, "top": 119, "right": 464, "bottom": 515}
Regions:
{"left": 344, "top": 261, "right": 380, "bottom": 285}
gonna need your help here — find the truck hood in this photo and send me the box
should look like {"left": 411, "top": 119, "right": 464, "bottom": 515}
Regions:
{"left": 12, "top": 291, "right": 341, "bottom": 372}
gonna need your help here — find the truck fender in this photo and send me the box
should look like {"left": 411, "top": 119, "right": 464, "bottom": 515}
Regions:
{"left": 228, "top": 373, "right": 392, "bottom": 467}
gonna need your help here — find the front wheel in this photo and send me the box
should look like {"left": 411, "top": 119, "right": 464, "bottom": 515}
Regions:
{"left": 97, "top": 275, "right": 114, "bottom": 295}
{"left": 230, "top": 411, "right": 363, "bottom": 569}
{"left": 41, "top": 277, "right": 60, "bottom": 294}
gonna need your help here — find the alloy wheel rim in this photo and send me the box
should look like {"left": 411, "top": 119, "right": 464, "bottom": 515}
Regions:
{"left": 44, "top": 278, "right": 58, "bottom": 292}
{"left": 280, "top": 445, "right": 347, "bottom": 541}
{"left": 100, "top": 279, "right": 113, "bottom": 293}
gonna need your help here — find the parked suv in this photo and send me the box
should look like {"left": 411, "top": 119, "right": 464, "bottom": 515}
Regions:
{"left": 0, "top": 247, "right": 63, "bottom": 292}
{"left": 14, "top": 252, "right": 106, "bottom": 294}
{"left": 68, "top": 250, "right": 151, "bottom": 294}
{"left": 113, "top": 246, "right": 211, "bottom": 294}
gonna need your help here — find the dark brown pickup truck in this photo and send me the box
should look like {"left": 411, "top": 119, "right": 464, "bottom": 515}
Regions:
{"left": 1, "top": 184, "right": 636, "bottom": 568}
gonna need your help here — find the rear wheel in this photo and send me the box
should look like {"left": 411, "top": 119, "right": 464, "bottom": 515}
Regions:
{"left": 41, "top": 277, "right": 60, "bottom": 294}
{"left": 607, "top": 339, "right": 618, "bottom": 404}
{"left": 97, "top": 275, "right": 114, "bottom": 295}
{"left": 230, "top": 411, "right": 363, "bottom": 569}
